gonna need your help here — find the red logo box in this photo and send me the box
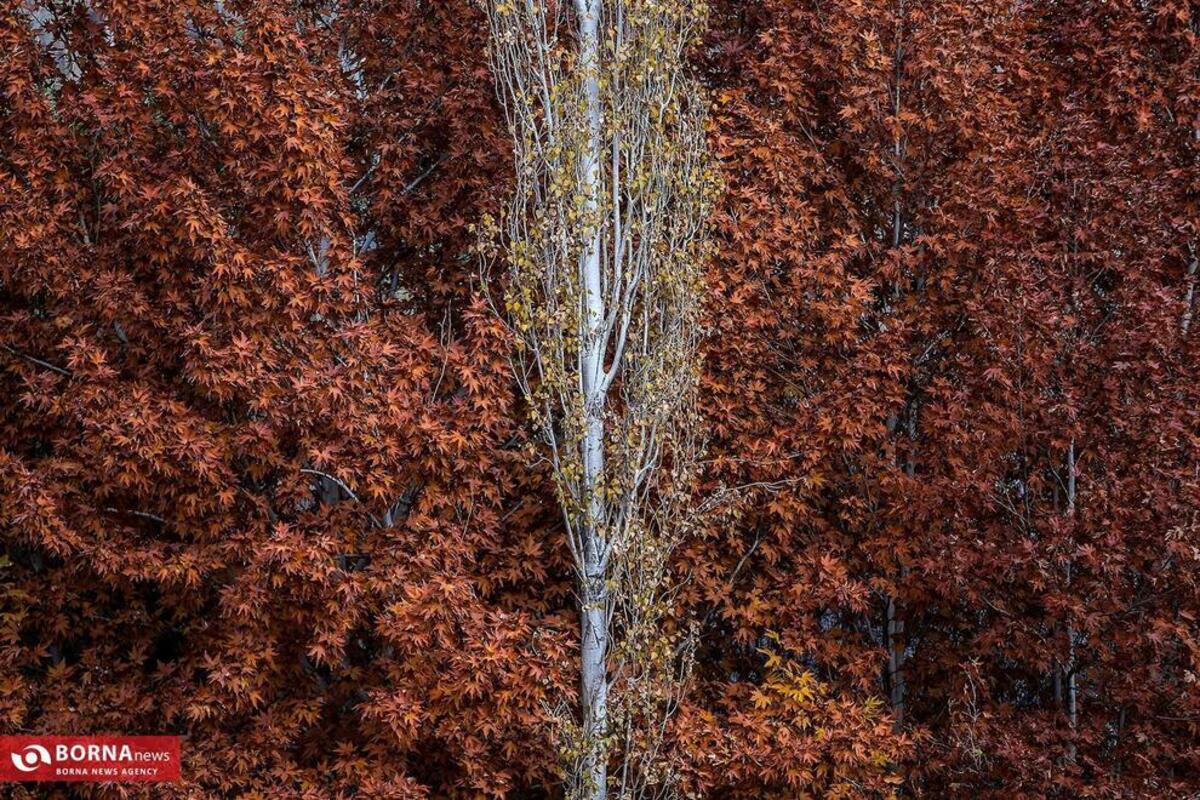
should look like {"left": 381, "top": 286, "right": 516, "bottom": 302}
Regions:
{"left": 0, "top": 736, "right": 180, "bottom": 782}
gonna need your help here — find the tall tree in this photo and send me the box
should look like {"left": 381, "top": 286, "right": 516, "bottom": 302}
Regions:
{"left": 485, "top": 0, "right": 713, "bottom": 796}
{"left": 2, "top": 0, "right": 1198, "bottom": 796}
{"left": 0, "top": 0, "right": 574, "bottom": 795}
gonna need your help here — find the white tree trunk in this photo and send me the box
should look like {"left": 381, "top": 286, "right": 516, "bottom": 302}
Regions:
{"left": 486, "top": 0, "right": 711, "bottom": 791}
{"left": 1182, "top": 247, "right": 1197, "bottom": 336}
{"left": 576, "top": 2, "right": 609, "bottom": 797}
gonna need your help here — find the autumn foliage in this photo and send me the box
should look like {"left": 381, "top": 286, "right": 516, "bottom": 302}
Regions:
{"left": 0, "top": 0, "right": 1197, "bottom": 797}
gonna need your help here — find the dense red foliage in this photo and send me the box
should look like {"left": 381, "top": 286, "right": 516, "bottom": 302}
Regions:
{"left": 1, "top": 0, "right": 1196, "bottom": 797}
{"left": 1, "top": 1, "right": 572, "bottom": 795}
{"left": 697, "top": 0, "right": 1200, "bottom": 796}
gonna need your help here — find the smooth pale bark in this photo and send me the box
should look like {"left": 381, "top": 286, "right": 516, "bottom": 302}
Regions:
{"left": 487, "top": 1, "right": 708, "bottom": 790}
{"left": 580, "top": 588, "right": 608, "bottom": 799}
{"left": 575, "top": 2, "right": 609, "bottom": 797}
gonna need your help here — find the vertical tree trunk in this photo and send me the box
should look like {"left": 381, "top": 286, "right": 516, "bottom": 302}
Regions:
{"left": 886, "top": 1, "right": 908, "bottom": 733}
{"left": 888, "top": 410, "right": 915, "bottom": 733}
{"left": 576, "top": 2, "right": 609, "bottom": 797}
{"left": 1186, "top": 114, "right": 1199, "bottom": 335}
{"left": 1182, "top": 246, "right": 1197, "bottom": 336}
{"left": 1064, "top": 438, "right": 1078, "bottom": 761}
{"left": 886, "top": 593, "right": 906, "bottom": 732}
{"left": 488, "top": 1, "right": 710, "bottom": 791}
{"left": 580, "top": 585, "right": 608, "bottom": 799}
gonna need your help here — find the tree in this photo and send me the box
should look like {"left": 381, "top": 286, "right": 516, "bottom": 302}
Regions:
{"left": 484, "top": 0, "right": 713, "bottom": 796}
{"left": 1, "top": 0, "right": 1197, "bottom": 796}
{"left": 0, "top": 0, "right": 572, "bottom": 795}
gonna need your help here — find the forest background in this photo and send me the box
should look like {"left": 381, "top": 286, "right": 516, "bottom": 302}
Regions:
{"left": 1, "top": 0, "right": 1198, "bottom": 797}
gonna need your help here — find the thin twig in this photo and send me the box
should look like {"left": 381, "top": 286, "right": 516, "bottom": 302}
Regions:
{"left": 300, "top": 468, "right": 362, "bottom": 503}
{"left": 402, "top": 154, "right": 447, "bottom": 195}
{"left": 103, "top": 507, "right": 169, "bottom": 526}
{"left": 1, "top": 344, "right": 73, "bottom": 377}
{"left": 299, "top": 468, "right": 383, "bottom": 527}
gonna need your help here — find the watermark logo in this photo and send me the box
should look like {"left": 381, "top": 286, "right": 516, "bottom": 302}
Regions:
{"left": 10, "top": 745, "right": 50, "bottom": 773}
{"left": 0, "top": 736, "right": 181, "bottom": 782}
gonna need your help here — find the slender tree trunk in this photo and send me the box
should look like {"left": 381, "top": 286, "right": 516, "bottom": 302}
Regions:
{"left": 1064, "top": 439, "right": 1078, "bottom": 760}
{"left": 886, "top": 593, "right": 906, "bottom": 731}
{"left": 576, "top": 2, "right": 609, "bottom": 796}
{"left": 888, "top": 410, "right": 915, "bottom": 733}
{"left": 886, "top": 1, "right": 908, "bottom": 733}
{"left": 1186, "top": 110, "right": 1199, "bottom": 335}
{"left": 488, "top": 1, "right": 710, "bottom": 791}
{"left": 580, "top": 583, "right": 608, "bottom": 799}
{"left": 1182, "top": 246, "right": 1197, "bottom": 336}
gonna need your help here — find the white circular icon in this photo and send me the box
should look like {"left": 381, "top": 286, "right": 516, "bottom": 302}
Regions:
{"left": 10, "top": 744, "right": 51, "bottom": 772}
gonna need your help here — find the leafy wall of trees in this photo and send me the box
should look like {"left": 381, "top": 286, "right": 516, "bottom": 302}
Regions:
{"left": 0, "top": 0, "right": 1196, "bottom": 797}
